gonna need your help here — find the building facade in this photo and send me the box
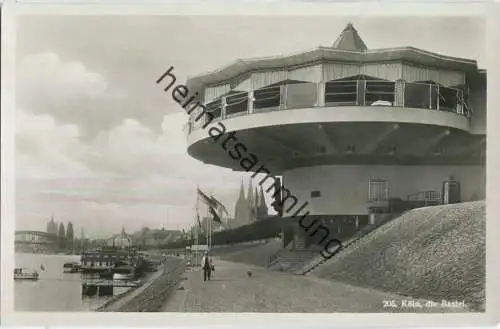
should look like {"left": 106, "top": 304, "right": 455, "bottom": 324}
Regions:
{"left": 15, "top": 230, "right": 58, "bottom": 253}
{"left": 182, "top": 24, "right": 486, "bottom": 249}
{"left": 106, "top": 227, "right": 132, "bottom": 248}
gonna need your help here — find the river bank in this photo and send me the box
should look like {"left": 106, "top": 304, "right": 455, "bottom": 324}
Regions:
{"left": 98, "top": 257, "right": 186, "bottom": 312}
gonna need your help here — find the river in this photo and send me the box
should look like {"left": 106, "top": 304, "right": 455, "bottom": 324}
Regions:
{"left": 15, "top": 252, "right": 128, "bottom": 312}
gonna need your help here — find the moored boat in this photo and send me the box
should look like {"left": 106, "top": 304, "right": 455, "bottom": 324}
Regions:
{"left": 99, "top": 269, "right": 114, "bottom": 279}
{"left": 80, "top": 247, "right": 146, "bottom": 278}
{"left": 63, "top": 262, "right": 81, "bottom": 273}
{"left": 113, "top": 272, "right": 134, "bottom": 280}
{"left": 14, "top": 268, "right": 39, "bottom": 280}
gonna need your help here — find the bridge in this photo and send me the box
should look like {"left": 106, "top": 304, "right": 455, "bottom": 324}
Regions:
{"left": 15, "top": 230, "right": 58, "bottom": 253}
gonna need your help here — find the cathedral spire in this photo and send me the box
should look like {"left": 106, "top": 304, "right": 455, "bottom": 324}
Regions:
{"left": 259, "top": 185, "right": 268, "bottom": 217}
{"left": 238, "top": 178, "right": 246, "bottom": 200}
{"left": 234, "top": 178, "right": 247, "bottom": 227}
{"left": 252, "top": 187, "right": 259, "bottom": 222}
{"left": 247, "top": 179, "right": 253, "bottom": 203}
{"left": 247, "top": 180, "right": 254, "bottom": 223}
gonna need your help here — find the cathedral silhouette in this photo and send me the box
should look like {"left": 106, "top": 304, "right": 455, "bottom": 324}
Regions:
{"left": 232, "top": 180, "right": 269, "bottom": 229}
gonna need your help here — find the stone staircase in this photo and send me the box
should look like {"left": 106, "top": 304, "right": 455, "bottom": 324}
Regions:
{"left": 267, "top": 249, "right": 319, "bottom": 274}
{"left": 299, "top": 214, "right": 399, "bottom": 275}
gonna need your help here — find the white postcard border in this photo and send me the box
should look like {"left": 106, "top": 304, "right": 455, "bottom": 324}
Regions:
{"left": 1, "top": 1, "right": 499, "bottom": 327}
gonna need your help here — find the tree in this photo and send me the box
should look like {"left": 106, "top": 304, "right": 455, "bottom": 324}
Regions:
{"left": 66, "top": 222, "right": 74, "bottom": 250}
{"left": 140, "top": 227, "right": 149, "bottom": 247}
{"left": 58, "top": 223, "right": 66, "bottom": 249}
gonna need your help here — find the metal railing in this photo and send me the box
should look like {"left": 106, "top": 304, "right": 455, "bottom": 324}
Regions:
{"left": 186, "top": 80, "right": 471, "bottom": 133}
{"left": 407, "top": 190, "right": 442, "bottom": 203}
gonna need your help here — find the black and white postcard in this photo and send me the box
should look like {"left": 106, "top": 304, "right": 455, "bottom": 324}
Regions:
{"left": 1, "top": 1, "right": 499, "bottom": 327}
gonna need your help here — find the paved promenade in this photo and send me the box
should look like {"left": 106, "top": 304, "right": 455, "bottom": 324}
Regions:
{"left": 161, "top": 259, "right": 470, "bottom": 313}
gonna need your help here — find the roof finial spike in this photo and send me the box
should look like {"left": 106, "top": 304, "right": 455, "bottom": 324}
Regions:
{"left": 332, "top": 23, "right": 368, "bottom": 52}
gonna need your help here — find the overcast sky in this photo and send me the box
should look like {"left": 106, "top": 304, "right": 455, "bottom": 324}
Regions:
{"left": 15, "top": 15, "right": 486, "bottom": 237}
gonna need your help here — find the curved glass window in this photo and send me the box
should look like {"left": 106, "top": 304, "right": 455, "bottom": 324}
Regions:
{"left": 404, "top": 82, "right": 431, "bottom": 109}
{"left": 438, "top": 86, "right": 459, "bottom": 113}
{"left": 226, "top": 92, "right": 248, "bottom": 116}
{"left": 285, "top": 82, "right": 317, "bottom": 109}
{"left": 325, "top": 80, "right": 357, "bottom": 105}
{"left": 365, "top": 81, "right": 395, "bottom": 105}
{"left": 254, "top": 86, "right": 280, "bottom": 111}
{"left": 206, "top": 99, "right": 222, "bottom": 119}
{"left": 186, "top": 78, "right": 471, "bottom": 134}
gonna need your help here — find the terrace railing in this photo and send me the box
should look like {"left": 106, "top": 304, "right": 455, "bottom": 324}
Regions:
{"left": 407, "top": 190, "right": 442, "bottom": 206}
{"left": 187, "top": 80, "right": 471, "bottom": 133}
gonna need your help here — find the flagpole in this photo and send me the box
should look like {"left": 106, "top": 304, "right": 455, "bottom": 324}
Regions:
{"left": 209, "top": 206, "right": 212, "bottom": 251}
{"left": 195, "top": 187, "right": 199, "bottom": 269}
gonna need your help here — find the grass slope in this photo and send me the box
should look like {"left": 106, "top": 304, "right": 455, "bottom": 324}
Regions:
{"left": 313, "top": 201, "right": 485, "bottom": 311}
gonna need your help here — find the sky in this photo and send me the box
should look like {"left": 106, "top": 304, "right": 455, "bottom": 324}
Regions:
{"left": 14, "top": 15, "right": 486, "bottom": 237}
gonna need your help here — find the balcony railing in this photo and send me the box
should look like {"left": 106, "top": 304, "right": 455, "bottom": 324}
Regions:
{"left": 407, "top": 190, "right": 442, "bottom": 203}
{"left": 186, "top": 80, "right": 471, "bottom": 133}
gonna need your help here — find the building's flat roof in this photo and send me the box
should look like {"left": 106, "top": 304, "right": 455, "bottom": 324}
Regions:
{"left": 187, "top": 46, "right": 480, "bottom": 90}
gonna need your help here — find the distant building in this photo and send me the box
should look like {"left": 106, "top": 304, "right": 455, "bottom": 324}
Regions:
{"left": 232, "top": 180, "right": 269, "bottom": 228}
{"left": 46, "top": 216, "right": 58, "bottom": 236}
{"left": 15, "top": 230, "right": 58, "bottom": 253}
{"left": 130, "top": 227, "right": 182, "bottom": 247}
{"left": 106, "top": 227, "right": 132, "bottom": 248}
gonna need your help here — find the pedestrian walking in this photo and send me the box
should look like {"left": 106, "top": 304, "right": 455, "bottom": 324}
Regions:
{"left": 201, "top": 252, "right": 212, "bottom": 281}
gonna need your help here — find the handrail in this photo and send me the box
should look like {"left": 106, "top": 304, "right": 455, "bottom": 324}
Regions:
{"left": 407, "top": 190, "right": 441, "bottom": 201}
{"left": 188, "top": 80, "right": 471, "bottom": 133}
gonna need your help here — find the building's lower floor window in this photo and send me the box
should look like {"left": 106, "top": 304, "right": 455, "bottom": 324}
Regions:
{"left": 368, "top": 178, "right": 389, "bottom": 202}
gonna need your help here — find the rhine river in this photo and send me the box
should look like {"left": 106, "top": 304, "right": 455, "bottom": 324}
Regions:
{"left": 15, "top": 253, "right": 127, "bottom": 312}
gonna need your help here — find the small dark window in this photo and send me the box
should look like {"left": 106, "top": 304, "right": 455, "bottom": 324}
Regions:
{"left": 346, "top": 144, "right": 356, "bottom": 153}
{"left": 311, "top": 191, "right": 321, "bottom": 198}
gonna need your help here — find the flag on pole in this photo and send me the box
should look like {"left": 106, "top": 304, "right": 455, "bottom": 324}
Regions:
{"left": 197, "top": 188, "right": 228, "bottom": 215}
{"left": 209, "top": 206, "right": 222, "bottom": 223}
{"left": 210, "top": 195, "right": 229, "bottom": 216}
{"left": 196, "top": 213, "right": 203, "bottom": 229}
{"left": 197, "top": 188, "right": 217, "bottom": 208}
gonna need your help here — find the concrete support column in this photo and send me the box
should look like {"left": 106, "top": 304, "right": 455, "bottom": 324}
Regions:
{"left": 357, "top": 80, "right": 366, "bottom": 106}
{"left": 221, "top": 96, "right": 227, "bottom": 119}
{"left": 316, "top": 82, "right": 325, "bottom": 107}
{"left": 248, "top": 91, "right": 254, "bottom": 114}
{"left": 394, "top": 79, "right": 405, "bottom": 107}
{"left": 280, "top": 85, "right": 287, "bottom": 110}
{"left": 369, "top": 213, "right": 376, "bottom": 225}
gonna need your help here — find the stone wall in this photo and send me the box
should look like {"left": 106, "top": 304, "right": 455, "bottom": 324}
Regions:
{"left": 99, "top": 258, "right": 186, "bottom": 312}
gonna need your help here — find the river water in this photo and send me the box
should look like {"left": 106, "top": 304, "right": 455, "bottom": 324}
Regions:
{"left": 15, "top": 253, "right": 128, "bottom": 312}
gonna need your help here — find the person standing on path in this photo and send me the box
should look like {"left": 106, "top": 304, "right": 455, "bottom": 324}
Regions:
{"left": 201, "top": 252, "right": 212, "bottom": 281}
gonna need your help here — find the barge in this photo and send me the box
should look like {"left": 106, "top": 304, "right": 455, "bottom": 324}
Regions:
{"left": 80, "top": 247, "right": 147, "bottom": 279}
{"left": 14, "top": 268, "right": 39, "bottom": 281}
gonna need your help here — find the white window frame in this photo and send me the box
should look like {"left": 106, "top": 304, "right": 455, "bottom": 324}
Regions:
{"left": 368, "top": 178, "right": 389, "bottom": 202}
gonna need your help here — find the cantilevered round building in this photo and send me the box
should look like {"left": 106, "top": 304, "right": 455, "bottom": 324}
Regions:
{"left": 182, "top": 23, "right": 486, "bottom": 249}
